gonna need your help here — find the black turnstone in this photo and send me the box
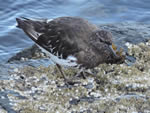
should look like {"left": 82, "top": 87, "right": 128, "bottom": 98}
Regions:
{"left": 16, "top": 17, "right": 125, "bottom": 80}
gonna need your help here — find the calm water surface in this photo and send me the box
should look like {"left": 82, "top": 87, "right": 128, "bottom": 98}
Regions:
{"left": 0, "top": 0, "right": 150, "bottom": 62}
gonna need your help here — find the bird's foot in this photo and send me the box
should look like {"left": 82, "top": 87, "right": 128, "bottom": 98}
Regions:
{"left": 63, "top": 77, "right": 81, "bottom": 86}
{"left": 85, "top": 69, "right": 97, "bottom": 76}
{"left": 75, "top": 68, "right": 97, "bottom": 79}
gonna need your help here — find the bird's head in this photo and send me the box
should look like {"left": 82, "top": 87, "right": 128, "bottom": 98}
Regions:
{"left": 94, "top": 30, "right": 126, "bottom": 64}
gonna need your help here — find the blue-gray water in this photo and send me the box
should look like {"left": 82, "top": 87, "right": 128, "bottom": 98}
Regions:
{"left": 1, "top": 0, "right": 150, "bottom": 63}
{"left": 1, "top": 1, "right": 150, "bottom": 112}
{"left": 0, "top": 0, "right": 150, "bottom": 62}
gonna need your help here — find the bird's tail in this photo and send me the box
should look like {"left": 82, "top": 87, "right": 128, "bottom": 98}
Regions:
{"left": 16, "top": 17, "right": 46, "bottom": 42}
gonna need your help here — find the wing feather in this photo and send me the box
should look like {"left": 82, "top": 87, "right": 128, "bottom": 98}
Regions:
{"left": 36, "top": 23, "right": 79, "bottom": 59}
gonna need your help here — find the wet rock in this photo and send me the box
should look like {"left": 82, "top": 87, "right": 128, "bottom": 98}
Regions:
{"left": 2, "top": 23, "right": 150, "bottom": 113}
{"left": 1, "top": 41, "right": 150, "bottom": 112}
{"left": 0, "top": 108, "right": 7, "bottom": 113}
{"left": 100, "top": 22, "right": 150, "bottom": 49}
{"left": 7, "top": 45, "right": 48, "bottom": 63}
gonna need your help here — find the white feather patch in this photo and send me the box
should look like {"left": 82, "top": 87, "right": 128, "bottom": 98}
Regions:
{"left": 27, "top": 28, "right": 43, "bottom": 40}
{"left": 46, "top": 19, "right": 53, "bottom": 23}
{"left": 36, "top": 44, "right": 78, "bottom": 67}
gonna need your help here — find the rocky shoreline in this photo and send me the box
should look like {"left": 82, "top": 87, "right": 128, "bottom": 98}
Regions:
{"left": 1, "top": 23, "right": 150, "bottom": 113}
{"left": 0, "top": 41, "right": 150, "bottom": 113}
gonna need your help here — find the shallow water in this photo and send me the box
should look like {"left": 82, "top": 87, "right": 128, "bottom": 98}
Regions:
{"left": 1, "top": 0, "right": 150, "bottom": 63}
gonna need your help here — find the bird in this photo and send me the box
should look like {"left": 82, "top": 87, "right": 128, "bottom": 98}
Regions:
{"left": 16, "top": 16, "right": 125, "bottom": 81}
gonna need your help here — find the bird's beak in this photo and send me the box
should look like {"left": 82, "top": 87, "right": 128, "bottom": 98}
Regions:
{"left": 109, "top": 43, "right": 118, "bottom": 57}
{"left": 109, "top": 43, "right": 125, "bottom": 58}
{"left": 109, "top": 43, "right": 126, "bottom": 64}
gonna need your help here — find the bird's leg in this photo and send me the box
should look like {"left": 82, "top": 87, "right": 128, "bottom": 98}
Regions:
{"left": 56, "top": 63, "right": 67, "bottom": 80}
{"left": 75, "top": 68, "right": 83, "bottom": 76}
{"left": 75, "top": 68, "right": 91, "bottom": 79}
{"left": 56, "top": 64, "right": 81, "bottom": 85}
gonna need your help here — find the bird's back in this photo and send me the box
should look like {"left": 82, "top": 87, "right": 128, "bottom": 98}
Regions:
{"left": 16, "top": 17, "right": 125, "bottom": 68}
{"left": 46, "top": 17, "right": 99, "bottom": 48}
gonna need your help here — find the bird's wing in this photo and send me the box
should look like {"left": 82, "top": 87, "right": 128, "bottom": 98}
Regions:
{"left": 16, "top": 17, "right": 79, "bottom": 59}
{"left": 36, "top": 26, "right": 79, "bottom": 59}
{"left": 16, "top": 17, "right": 47, "bottom": 42}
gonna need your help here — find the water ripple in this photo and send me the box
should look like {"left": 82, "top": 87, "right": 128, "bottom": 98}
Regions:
{"left": 0, "top": 0, "right": 150, "bottom": 62}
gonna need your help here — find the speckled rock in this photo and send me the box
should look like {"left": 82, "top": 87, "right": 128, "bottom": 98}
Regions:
{"left": 1, "top": 40, "right": 150, "bottom": 113}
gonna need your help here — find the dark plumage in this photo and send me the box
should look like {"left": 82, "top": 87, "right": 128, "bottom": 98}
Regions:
{"left": 16, "top": 17, "right": 125, "bottom": 79}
